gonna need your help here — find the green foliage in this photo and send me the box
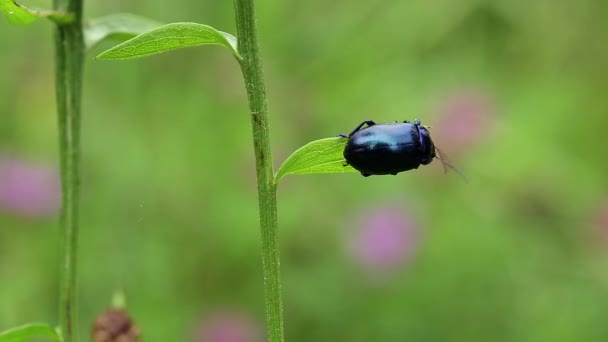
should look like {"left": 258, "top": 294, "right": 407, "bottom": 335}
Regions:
{"left": 0, "top": 0, "right": 73, "bottom": 25}
{"left": 95, "top": 22, "right": 239, "bottom": 60}
{"left": 0, "top": 323, "right": 60, "bottom": 342}
{"left": 275, "top": 137, "right": 356, "bottom": 184}
{"left": 2, "top": 0, "right": 608, "bottom": 341}
{"left": 0, "top": 0, "right": 36, "bottom": 24}
{"left": 85, "top": 14, "right": 163, "bottom": 50}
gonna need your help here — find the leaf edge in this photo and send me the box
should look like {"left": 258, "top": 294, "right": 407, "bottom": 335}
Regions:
{"left": 94, "top": 22, "right": 241, "bottom": 61}
{"left": 274, "top": 137, "right": 357, "bottom": 184}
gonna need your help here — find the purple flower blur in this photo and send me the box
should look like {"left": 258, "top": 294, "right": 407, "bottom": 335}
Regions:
{"left": 349, "top": 206, "right": 418, "bottom": 273}
{"left": 598, "top": 204, "right": 608, "bottom": 228}
{"left": 432, "top": 88, "right": 497, "bottom": 155}
{"left": 594, "top": 200, "right": 608, "bottom": 240}
{"left": 193, "top": 310, "right": 262, "bottom": 342}
{"left": 0, "top": 156, "right": 61, "bottom": 218}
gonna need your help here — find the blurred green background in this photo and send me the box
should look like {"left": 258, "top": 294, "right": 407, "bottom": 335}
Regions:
{"left": 2, "top": 0, "right": 608, "bottom": 341}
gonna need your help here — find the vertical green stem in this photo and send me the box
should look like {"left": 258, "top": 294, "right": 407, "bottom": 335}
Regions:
{"left": 233, "top": 1, "right": 284, "bottom": 341}
{"left": 53, "top": 0, "right": 84, "bottom": 340}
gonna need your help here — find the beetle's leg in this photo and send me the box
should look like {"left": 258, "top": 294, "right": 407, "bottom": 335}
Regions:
{"left": 403, "top": 120, "right": 410, "bottom": 123}
{"left": 348, "top": 120, "right": 376, "bottom": 136}
{"left": 414, "top": 119, "right": 421, "bottom": 126}
{"left": 361, "top": 172, "right": 371, "bottom": 177}
{"left": 339, "top": 119, "right": 375, "bottom": 137}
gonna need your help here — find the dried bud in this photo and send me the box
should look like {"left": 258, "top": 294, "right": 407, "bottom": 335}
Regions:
{"left": 92, "top": 309, "right": 140, "bottom": 342}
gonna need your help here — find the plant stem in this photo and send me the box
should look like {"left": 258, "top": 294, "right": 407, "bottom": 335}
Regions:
{"left": 232, "top": 1, "right": 284, "bottom": 341}
{"left": 53, "top": 0, "right": 84, "bottom": 340}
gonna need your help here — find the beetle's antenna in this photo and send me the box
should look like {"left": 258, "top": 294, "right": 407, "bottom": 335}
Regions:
{"left": 435, "top": 146, "right": 449, "bottom": 174}
{"left": 435, "top": 147, "right": 469, "bottom": 183}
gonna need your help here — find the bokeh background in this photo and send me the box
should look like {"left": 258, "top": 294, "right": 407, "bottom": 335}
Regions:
{"left": 2, "top": 0, "right": 608, "bottom": 341}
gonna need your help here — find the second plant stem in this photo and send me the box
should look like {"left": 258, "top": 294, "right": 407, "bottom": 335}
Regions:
{"left": 233, "top": 0, "right": 285, "bottom": 341}
{"left": 53, "top": 0, "right": 84, "bottom": 340}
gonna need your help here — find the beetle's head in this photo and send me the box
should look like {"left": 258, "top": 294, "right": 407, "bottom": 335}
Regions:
{"left": 415, "top": 120, "right": 435, "bottom": 165}
{"left": 415, "top": 119, "right": 469, "bottom": 182}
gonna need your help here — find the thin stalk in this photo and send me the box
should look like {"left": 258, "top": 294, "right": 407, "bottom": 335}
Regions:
{"left": 53, "top": 0, "right": 84, "bottom": 340}
{"left": 232, "top": 0, "right": 284, "bottom": 341}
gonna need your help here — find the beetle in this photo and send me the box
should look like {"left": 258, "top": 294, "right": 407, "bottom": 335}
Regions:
{"left": 339, "top": 119, "right": 466, "bottom": 180}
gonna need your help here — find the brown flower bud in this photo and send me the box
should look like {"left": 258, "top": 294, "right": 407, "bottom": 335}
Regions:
{"left": 92, "top": 309, "right": 140, "bottom": 342}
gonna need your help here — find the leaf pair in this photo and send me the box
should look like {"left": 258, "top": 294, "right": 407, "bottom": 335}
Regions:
{"left": 87, "top": 16, "right": 353, "bottom": 182}
{"left": 1, "top": 8, "right": 356, "bottom": 184}
{"left": 0, "top": 5, "right": 235, "bottom": 59}
{"left": 91, "top": 19, "right": 354, "bottom": 183}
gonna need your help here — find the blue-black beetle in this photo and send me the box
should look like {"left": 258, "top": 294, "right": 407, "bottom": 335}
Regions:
{"left": 340, "top": 119, "right": 465, "bottom": 180}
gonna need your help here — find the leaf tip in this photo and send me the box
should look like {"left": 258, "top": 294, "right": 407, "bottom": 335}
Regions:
{"left": 94, "top": 52, "right": 110, "bottom": 60}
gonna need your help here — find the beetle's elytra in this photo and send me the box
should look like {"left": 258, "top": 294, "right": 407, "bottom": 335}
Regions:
{"left": 339, "top": 119, "right": 438, "bottom": 177}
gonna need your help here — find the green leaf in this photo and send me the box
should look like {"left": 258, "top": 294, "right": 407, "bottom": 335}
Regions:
{"left": 0, "top": 323, "right": 60, "bottom": 342}
{"left": 274, "top": 137, "right": 357, "bottom": 184}
{"left": 0, "top": 0, "right": 73, "bottom": 25}
{"left": 84, "top": 14, "right": 163, "bottom": 50}
{"left": 95, "top": 22, "right": 240, "bottom": 60}
{"left": 0, "top": 0, "right": 36, "bottom": 24}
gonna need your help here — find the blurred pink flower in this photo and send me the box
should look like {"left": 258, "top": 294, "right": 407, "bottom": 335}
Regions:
{"left": 0, "top": 156, "right": 61, "bottom": 218}
{"left": 594, "top": 201, "right": 608, "bottom": 240}
{"left": 349, "top": 206, "right": 418, "bottom": 272}
{"left": 193, "top": 310, "right": 262, "bottom": 342}
{"left": 432, "top": 88, "right": 497, "bottom": 155}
